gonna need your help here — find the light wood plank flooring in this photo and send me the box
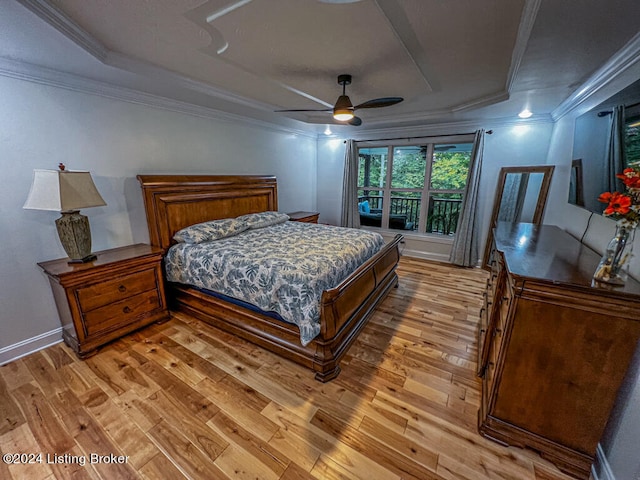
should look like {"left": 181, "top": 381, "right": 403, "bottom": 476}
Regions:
{"left": 0, "top": 257, "right": 577, "bottom": 480}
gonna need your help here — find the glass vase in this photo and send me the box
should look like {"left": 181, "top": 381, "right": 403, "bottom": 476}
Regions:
{"left": 593, "top": 224, "right": 635, "bottom": 286}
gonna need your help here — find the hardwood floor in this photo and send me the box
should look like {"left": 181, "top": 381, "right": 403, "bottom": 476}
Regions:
{"left": 0, "top": 257, "right": 578, "bottom": 480}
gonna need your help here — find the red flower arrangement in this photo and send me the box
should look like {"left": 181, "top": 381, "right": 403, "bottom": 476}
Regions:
{"left": 597, "top": 164, "right": 640, "bottom": 228}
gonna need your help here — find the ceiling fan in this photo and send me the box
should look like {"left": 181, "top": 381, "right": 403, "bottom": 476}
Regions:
{"left": 275, "top": 74, "right": 403, "bottom": 126}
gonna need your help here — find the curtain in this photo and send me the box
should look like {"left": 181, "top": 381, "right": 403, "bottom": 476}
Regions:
{"left": 449, "top": 129, "right": 485, "bottom": 266}
{"left": 605, "top": 105, "right": 626, "bottom": 193}
{"left": 340, "top": 139, "right": 361, "bottom": 228}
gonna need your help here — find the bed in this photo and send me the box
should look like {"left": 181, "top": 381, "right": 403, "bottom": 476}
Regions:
{"left": 137, "top": 175, "right": 402, "bottom": 381}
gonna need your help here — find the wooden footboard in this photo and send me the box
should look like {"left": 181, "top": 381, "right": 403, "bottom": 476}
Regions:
{"left": 313, "top": 234, "right": 402, "bottom": 381}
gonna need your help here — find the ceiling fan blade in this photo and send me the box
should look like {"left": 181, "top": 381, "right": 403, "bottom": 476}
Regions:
{"left": 274, "top": 108, "right": 332, "bottom": 112}
{"left": 277, "top": 75, "right": 399, "bottom": 125}
{"left": 354, "top": 97, "right": 404, "bottom": 110}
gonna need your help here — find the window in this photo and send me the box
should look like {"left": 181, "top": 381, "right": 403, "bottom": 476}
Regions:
{"left": 357, "top": 136, "right": 473, "bottom": 235}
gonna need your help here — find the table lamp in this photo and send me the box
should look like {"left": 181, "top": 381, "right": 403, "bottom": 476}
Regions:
{"left": 24, "top": 163, "right": 106, "bottom": 263}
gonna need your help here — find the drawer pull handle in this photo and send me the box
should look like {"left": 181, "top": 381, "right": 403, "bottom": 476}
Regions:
{"left": 123, "top": 306, "right": 132, "bottom": 314}
{"left": 118, "top": 285, "right": 127, "bottom": 293}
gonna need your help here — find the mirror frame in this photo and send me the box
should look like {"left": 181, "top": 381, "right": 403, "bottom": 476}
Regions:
{"left": 482, "top": 165, "right": 555, "bottom": 268}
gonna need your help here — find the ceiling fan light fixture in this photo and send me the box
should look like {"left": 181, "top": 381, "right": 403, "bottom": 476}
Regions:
{"left": 333, "top": 94, "right": 354, "bottom": 121}
{"left": 275, "top": 74, "right": 402, "bottom": 126}
{"left": 334, "top": 110, "right": 354, "bottom": 121}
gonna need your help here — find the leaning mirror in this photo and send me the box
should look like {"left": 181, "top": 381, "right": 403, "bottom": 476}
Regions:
{"left": 483, "top": 166, "right": 555, "bottom": 268}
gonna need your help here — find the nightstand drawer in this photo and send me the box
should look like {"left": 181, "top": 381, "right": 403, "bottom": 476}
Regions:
{"left": 77, "top": 268, "right": 158, "bottom": 311}
{"left": 83, "top": 289, "right": 161, "bottom": 336}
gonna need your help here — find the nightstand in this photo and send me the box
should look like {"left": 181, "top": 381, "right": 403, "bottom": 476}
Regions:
{"left": 38, "top": 244, "right": 169, "bottom": 358}
{"left": 287, "top": 211, "right": 320, "bottom": 223}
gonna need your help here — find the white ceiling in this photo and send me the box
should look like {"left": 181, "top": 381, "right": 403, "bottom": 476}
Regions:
{"left": 3, "top": 0, "right": 640, "bottom": 134}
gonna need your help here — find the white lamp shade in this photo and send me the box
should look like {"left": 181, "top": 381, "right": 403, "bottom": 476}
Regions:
{"left": 23, "top": 169, "right": 106, "bottom": 212}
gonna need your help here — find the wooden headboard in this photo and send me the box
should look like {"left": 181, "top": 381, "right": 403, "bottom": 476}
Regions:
{"left": 137, "top": 175, "right": 278, "bottom": 250}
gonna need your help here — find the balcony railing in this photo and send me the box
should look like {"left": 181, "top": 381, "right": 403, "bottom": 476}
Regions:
{"left": 358, "top": 195, "right": 462, "bottom": 235}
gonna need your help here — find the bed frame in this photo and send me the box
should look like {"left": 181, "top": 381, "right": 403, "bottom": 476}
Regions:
{"left": 137, "top": 175, "right": 402, "bottom": 381}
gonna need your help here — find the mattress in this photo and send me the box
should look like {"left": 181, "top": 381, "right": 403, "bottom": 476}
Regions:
{"left": 164, "top": 221, "right": 385, "bottom": 345}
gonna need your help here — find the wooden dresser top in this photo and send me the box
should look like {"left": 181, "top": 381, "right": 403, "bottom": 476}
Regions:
{"left": 494, "top": 222, "right": 640, "bottom": 297}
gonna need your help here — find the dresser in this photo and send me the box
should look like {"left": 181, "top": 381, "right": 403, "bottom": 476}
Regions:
{"left": 39, "top": 244, "right": 169, "bottom": 358}
{"left": 478, "top": 223, "right": 640, "bottom": 479}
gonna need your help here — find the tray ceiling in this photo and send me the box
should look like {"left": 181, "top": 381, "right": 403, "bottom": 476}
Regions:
{"left": 4, "top": 0, "right": 640, "bottom": 132}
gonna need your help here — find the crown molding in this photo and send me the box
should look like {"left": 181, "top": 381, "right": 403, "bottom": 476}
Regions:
{"left": 105, "top": 52, "right": 280, "bottom": 113}
{"left": 349, "top": 113, "right": 553, "bottom": 140}
{"left": 16, "top": 0, "right": 552, "bottom": 137}
{"left": 18, "top": 0, "right": 288, "bottom": 115}
{"left": 451, "top": 90, "right": 511, "bottom": 113}
{"left": 0, "top": 57, "right": 316, "bottom": 139}
{"left": 359, "top": 90, "right": 511, "bottom": 128}
{"left": 16, "top": 0, "right": 108, "bottom": 62}
{"left": 552, "top": 31, "right": 640, "bottom": 120}
{"left": 505, "top": 0, "right": 542, "bottom": 92}
{"left": 0, "top": 53, "right": 553, "bottom": 143}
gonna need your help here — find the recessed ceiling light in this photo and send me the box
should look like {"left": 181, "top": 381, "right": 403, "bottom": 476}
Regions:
{"left": 518, "top": 109, "right": 533, "bottom": 119}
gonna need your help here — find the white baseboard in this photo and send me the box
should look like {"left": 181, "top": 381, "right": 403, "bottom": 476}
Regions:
{"left": 592, "top": 443, "right": 615, "bottom": 480}
{"left": 0, "top": 328, "right": 63, "bottom": 366}
{"left": 401, "top": 248, "right": 451, "bottom": 263}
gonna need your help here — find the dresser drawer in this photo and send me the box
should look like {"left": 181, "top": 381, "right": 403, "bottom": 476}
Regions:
{"left": 77, "top": 268, "right": 158, "bottom": 311}
{"left": 82, "top": 289, "right": 161, "bottom": 336}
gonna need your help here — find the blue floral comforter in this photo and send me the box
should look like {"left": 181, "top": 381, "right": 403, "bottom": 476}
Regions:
{"left": 164, "top": 221, "right": 385, "bottom": 346}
